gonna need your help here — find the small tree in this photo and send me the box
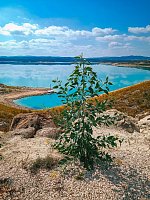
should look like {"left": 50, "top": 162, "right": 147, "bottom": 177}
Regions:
{"left": 53, "top": 55, "right": 119, "bottom": 170}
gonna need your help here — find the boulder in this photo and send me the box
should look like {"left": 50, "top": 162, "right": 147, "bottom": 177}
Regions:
{"left": 10, "top": 113, "right": 56, "bottom": 131}
{"left": 103, "top": 109, "right": 140, "bottom": 133}
{"left": 35, "top": 127, "right": 60, "bottom": 139}
{"left": 120, "top": 121, "right": 139, "bottom": 133}
{"left": 9, "top": 127, "right": 36, "bottom": 138}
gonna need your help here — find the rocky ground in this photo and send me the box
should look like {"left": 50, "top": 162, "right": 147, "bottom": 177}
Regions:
{"left": 0, "top": 110, "right": 150, "bottom": 200}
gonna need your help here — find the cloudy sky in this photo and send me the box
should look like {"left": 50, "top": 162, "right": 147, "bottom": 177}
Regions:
{"left": 0, "top": 0, "right": 150, "bottom": 57}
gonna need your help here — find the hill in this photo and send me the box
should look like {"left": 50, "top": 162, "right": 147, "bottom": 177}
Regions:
{"left": 0, "top": 55, "right": 149, "bottom": 65}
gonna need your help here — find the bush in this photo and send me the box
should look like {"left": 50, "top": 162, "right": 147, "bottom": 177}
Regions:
{"left": 52, "top": 55, "right": 119, "bottom": 170}
{"left": 30, "top": 156, "right": 58, "bottom": 173}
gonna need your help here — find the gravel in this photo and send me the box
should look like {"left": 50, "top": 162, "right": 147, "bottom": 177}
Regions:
{"left": 0, "top": 124, "right": 150, "bottom": 200}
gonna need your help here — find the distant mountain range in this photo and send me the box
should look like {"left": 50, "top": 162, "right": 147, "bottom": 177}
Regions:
{"left": 0, "top": 55, "right": 149, "bottom": 65}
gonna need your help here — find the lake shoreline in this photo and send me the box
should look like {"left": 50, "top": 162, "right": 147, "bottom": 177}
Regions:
{"left": 0, "top": 80, "right": 150, "bottom": 111}
{"left": 100, "top": 62, "right": 150, "bottom": 68}
{"left": 0, "top": 80, "right": 150, "bottom": 132}
{"left": 0, "top": 85, "right": 49, "bottom": 110}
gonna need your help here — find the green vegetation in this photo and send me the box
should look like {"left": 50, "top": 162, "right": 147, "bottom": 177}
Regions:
{"left": 52, "top": 55, "right": 119, "bottom": 170}
{"left": 30, "top": 156, "right": 58, "bottom": 174}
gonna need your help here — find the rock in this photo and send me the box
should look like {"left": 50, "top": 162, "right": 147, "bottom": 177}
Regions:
{"left": 136, "top": 112, "right": 150, "bottom": 120}
{"left": 120, "top": 120, "right": 140, "bottom": 133}
{"left": 9, "top": 127, "right": 36, "bottom": 138}
{"left": 10, "top": 113, "right": 56, "bottom": 131}
{"left": 35, "top": 127, "right": 60, "bottom": 139}
{"left": 9, "top": 112, "right": 57, "bottom": 139}
{"left": 120, "top": 122, "right": 134, "bottom": 133}
{"left": 0, "top": 121, "right": 7, "bottom": 127}
{"left": 104, "top": 109, "right": 140, "bottom": 133}
{"left": 138, "top": 115, "right": 150, "bottom": 134}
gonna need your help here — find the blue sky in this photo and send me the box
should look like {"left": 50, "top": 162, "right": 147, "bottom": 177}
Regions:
{"left": 0, "top": 0, "right": 150, "bottom": 57}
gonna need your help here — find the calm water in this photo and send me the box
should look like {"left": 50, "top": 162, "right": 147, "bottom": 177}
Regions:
{"left": 0, "top": 64, "right": 150, "bottom": 109}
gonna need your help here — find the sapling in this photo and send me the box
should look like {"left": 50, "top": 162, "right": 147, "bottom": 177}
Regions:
{"left": 53, "top": 55, "right": 119, "bottom": 170}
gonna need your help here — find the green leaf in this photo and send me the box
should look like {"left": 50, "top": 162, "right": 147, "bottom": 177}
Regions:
{"left": 52, "top": 55, "right": 119, "bottom": 171}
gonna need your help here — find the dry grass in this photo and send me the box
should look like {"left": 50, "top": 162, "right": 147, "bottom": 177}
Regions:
{"left": 95, "top": 80, "right": 150, "bottom": 117}
{"left": 49, "top": 80, "right": 150, "bottom": 119}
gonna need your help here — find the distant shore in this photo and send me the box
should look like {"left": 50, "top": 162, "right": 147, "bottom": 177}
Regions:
{"left": 100, "top": 61, "right": 150, "bottom": 68}
{"left": 0, "top": 56, "right": 149, "bottom": 67}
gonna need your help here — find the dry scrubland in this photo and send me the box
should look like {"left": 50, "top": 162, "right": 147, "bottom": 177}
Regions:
{"left": 0, "top": 81, "right": 150, "bottom": 199}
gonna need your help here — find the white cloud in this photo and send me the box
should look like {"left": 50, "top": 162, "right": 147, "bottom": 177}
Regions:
{"left": 0, "top": 40, "right": 18, "bottom": 48}
{"left": 96, "top": 34, "right": 150, "bottom": 43}
{"left": 108, "top": 42, "right": 122, "bottom": 48}
{"left": 96, "top": 34, "right": 125, "bottom": 42}
{"left": 125, "top": 35, "right": 150, "bottom": 42}
{"left": 108, "top": 42, "right": 131, "bottom": 49}
{"left": 0, "top": 38, "right": 93, "bottom": 56}
{"left": 35, "top": 26, "right": 69, "bottom": 36}
{"left": 128, "top": 25, "right": 150, "bottom": 34}
{"left": 0, "top": 29, "right": 10, "bottom": 36}
{"left": 92, "top": 27, "right": 116, "bottom": 35}
{"left": 28, "top": 38, "right": 72, "bottom": 48}
{"left": 0, "top": 38, "right": 74, "bottom": 52}
{"left": 0, "top": 22, "right": 38, "bottom": 36}
{"left": 0, "top": 22, "right": 150, "bottom": 56}
{"left": 0, "top": 23, "right": 117, "bottom": 40}
{"left": 35, "top": 26, "right": 116, "bottom": 38}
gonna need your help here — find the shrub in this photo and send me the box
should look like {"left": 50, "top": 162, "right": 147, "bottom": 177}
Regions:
{"left": 30, "top": 156, "right": 58, "bottom": 173}
{"left": 52, "top": 55, "right": 119, "bottom": 170}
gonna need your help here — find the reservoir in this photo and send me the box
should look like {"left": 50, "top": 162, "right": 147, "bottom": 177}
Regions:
{"left": 0, "top": 64, "right": 150, "bottom": 109}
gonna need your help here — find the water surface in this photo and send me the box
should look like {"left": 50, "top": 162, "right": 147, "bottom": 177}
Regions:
{"left": 0, "top": 64, "right": 150, "bottom": 109}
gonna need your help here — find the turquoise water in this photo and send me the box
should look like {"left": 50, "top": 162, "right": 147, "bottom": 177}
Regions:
{"left": 0, "top": 64, "right": 150, "bottom": 109}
